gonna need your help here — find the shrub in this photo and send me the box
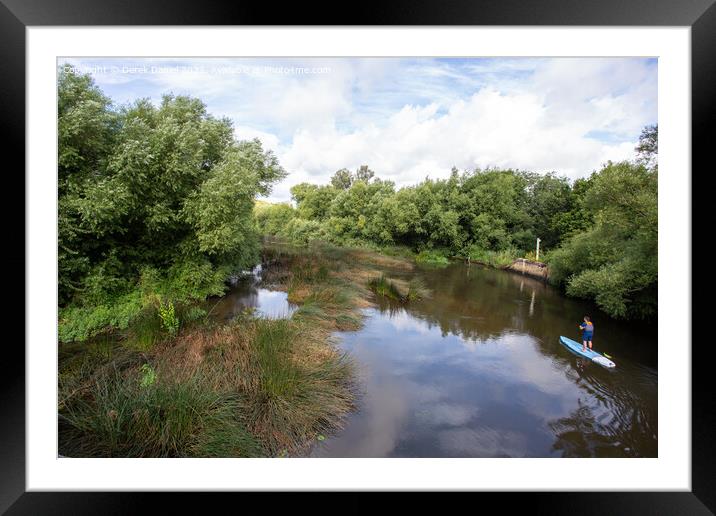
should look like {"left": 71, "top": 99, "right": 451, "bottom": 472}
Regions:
{"left": 58, "top": 290, "right": 143, "bottom": 343}
{"left": 415, "top": 249, "right": 450, "bottom": 266}
{"left": 461, "top": 245, "right": 518, "bottom": 268}
{"left": 283, "top": 218, "right": 325, "bottom": 245}
{"left": 158, "top": 301, "right": 180, "bottom": 336}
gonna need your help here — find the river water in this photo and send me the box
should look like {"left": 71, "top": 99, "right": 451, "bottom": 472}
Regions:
{"left": 215, "top": 256, "right": 657, "bottom": 458}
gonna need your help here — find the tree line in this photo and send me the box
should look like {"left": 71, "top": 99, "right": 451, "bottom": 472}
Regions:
{"left": 257, "top": 126, "right": 658, "bottom": 320}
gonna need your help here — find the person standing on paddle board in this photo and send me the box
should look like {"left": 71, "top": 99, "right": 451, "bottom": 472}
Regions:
{"left": 579, "top": 316, "right": 594, "bottom": 352}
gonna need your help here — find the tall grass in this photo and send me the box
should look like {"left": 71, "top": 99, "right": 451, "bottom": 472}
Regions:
{"left": 59, "top": 314, "right": 355, "bottom": 457}
{"left": 59, "top": 365, "right": 264, "bottom": 458}
{"left": 368, "top": 275, "right": 428, "bottom": 303}
{"left": 415, "top": 249, "right": 450, "bottom": 266}
{"left": 461, "top": 246, "right": 519, "bottom": 268}
{"left": 368, "top": 275, "right": 405, "bottom": 302}
{"left": 253, "top": 319, "right": 300, "bottom": 398}
{"left": 406, "top": 277, "right": 430, "bottom": 301}
{"left": 202, "top": 317, "right": 355, "bottom": 455}
{"left": 123, "top": 307, "right": 163, "bottom": 351}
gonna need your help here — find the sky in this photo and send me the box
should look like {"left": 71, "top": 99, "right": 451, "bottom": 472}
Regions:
{"left": 59, "top": 57, "right": 657, "bottom": 202}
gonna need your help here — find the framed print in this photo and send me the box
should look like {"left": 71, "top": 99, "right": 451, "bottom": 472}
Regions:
{"left": 5, "top": 0, "right": 712, "bottom": 512}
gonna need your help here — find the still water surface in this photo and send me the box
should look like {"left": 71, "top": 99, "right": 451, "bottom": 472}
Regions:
{"left": 207, "top": 265, "right": 297, "bottom": 321}
{"left": 217, "top": 258, "right": 657, "bottom": 458}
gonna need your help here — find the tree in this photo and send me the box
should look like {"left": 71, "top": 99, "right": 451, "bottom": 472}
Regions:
{"left": 635, "top": 124, "right": 658, "bottom": 169}
{"left": 330, "top": 168, "right": 353, "bottom": 190}
{"left": 290, "top": 183, "right": 339, "bottom": 220}
{"left": 525, "top": 173, "right": 573, "bottom": 250}
{"left": 254, "top": 202, "right": 296, "bottom": 236}
{"left": 354, "top": 165, "right": 375, "bottom": 183}
{"left": 251, "top": 124, "right": 658, "bottom": 321}
{"left": 549, "top": 161, "right": 657, "bottom": 319}
{"left": 58, "top": 68, "right": 285, "bottom": 325}
{"left": 58, "top": 68, "right": 119, "bottom": 304}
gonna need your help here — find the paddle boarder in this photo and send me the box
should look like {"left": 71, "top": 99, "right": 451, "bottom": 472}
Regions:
{"left": 579, "top": 316, "right": 594, "bottom": 352}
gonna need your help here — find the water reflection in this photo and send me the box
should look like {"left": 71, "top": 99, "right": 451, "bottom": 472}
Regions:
{"left": 206, "top": 265, "right": 297, "bottom": 321}
{"left": 311, "top": 262, "right": 657, "bottom": 458}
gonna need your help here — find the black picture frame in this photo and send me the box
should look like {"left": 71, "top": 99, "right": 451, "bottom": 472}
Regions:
{"left": 4, "top": 0, "right": 711, "bottom": 513}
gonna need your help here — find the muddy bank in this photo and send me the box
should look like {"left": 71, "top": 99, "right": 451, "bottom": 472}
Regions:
{"left": 505, "top": 258, "right": 549, "bottom": 281}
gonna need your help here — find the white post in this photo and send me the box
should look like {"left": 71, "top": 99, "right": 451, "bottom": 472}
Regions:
{"left": 536, "top": 238, "right": 541, "bottom": 262}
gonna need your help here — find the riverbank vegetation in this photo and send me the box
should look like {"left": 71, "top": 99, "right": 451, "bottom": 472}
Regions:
{"left": 255, "top": 126, "right": 658, "bottom": 319}
{"left": 58, "top": 68, "right": 286, "bottom": 342}
{"left": 59, "top": 245, "right": 388, "bottom": 457}
{"left": 57, "top": 70, "right": 368, "bottom": 457}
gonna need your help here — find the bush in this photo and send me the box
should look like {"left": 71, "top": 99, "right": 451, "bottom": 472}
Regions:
{"left": 283, "top": 218, "right": 325, "bottom": 245}
{"left": 461, "top": 245, "right": 518, "bottom": 268}
{"left": 415, "top": 249, "right": 450, "bottom": 266}
{"left": 58, "top": 291, "right": 143, "bottom": 343}
{"left": 255, "top": 202, "right": 296, "bottom": 236}
{"left": 548, "top": 161, "right": 657, "bottom": 320}
{"left": 158, "top": 301, "right": 180, "bottom": 336}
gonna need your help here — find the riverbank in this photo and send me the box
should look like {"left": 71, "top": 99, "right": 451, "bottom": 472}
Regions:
{"left": 58, "top": 244, "right": 413, "bottom": 457}
{"left": 503, "top": 258, "right": 550, "bottom": 281}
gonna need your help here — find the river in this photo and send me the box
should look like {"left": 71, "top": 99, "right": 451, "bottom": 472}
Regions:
{"left": 211, "top": 253, "right": 657, "bottom": 458}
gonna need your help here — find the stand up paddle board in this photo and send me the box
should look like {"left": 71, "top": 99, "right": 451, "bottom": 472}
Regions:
{"left": 559, "top": 336, "right": 615, "bottom": 369}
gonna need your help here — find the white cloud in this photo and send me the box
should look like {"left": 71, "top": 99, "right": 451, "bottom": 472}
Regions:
{"left": 271, "top": 81, "right": 646, "bottom": 200}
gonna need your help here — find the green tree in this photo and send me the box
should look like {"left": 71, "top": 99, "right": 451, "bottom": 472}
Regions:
{"left": 58, "top": 69, "right": 285, "bottom": 339}
{"left": 330, "top": 168, "right": 353, "bottom": 190}
{"left": 354, "top": 165, "right": 375, "bottom": 183}
{"left": 255, "top": 202, "right": 296, "bottom": 236}
{"left": 635, "top": 124, "right": 658, "bottom": 169}
{"left": 549, "top": 161, "right": 657, "bottom": 318}
{"left": 290, "top": 183, "right": 339, "bottom": 220}
{"left": 524, "top": 172, "right": 573, "bottom": 250}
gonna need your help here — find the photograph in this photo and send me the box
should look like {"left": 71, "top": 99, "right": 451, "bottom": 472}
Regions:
{"left": 56, "top": 56, "right": 658, "bottom": 459}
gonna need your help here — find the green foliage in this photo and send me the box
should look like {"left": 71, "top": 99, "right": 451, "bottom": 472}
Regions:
{"left": 255, "top": 202, "right": 296, "bottom": 235}
{"left": 58, "top": 291, "right": 144, "bottom": 343}
{"left": 415, "top": 249, "right": 450, "bottom": 266}
{"left": 123, "top": 307, "right": 162, "bottom": 351}
{"left": 282, "top": 218, "right": 325, "bottom": 245}
{"left": 460, "top": 245, "right": 519, "bottom": 268}
{"left": 181, "top": 306, "right": 208, "bottom": 323}
{"left": 140, "top": 260, "right": 230, "bottom": 303}
{"left": 59, "top": 367, "right": 264, "bottom": 457}
{"left": 58, "top": 69, "right": 284, "bottom": 340}
{"left": 158, "top": 301, "right": 180, "bottom": 336}
{"left": 290, "top": 184, "right": 338, "bottom": 220}
{"left": 635, "top": 124, "right": 658, "bottom": 169}
{"left": 139, "top": 363, "right": 157, "bottom": 388}
{"left": 548, "top": 161, "right": 657, "bottom": 319}
{"left": 330, "top": 168, "right": 353, "bottom": 190}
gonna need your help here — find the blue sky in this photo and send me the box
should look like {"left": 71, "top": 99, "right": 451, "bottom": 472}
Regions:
{"left": 60, "top": 57, "right": 657, "bottom": 202}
